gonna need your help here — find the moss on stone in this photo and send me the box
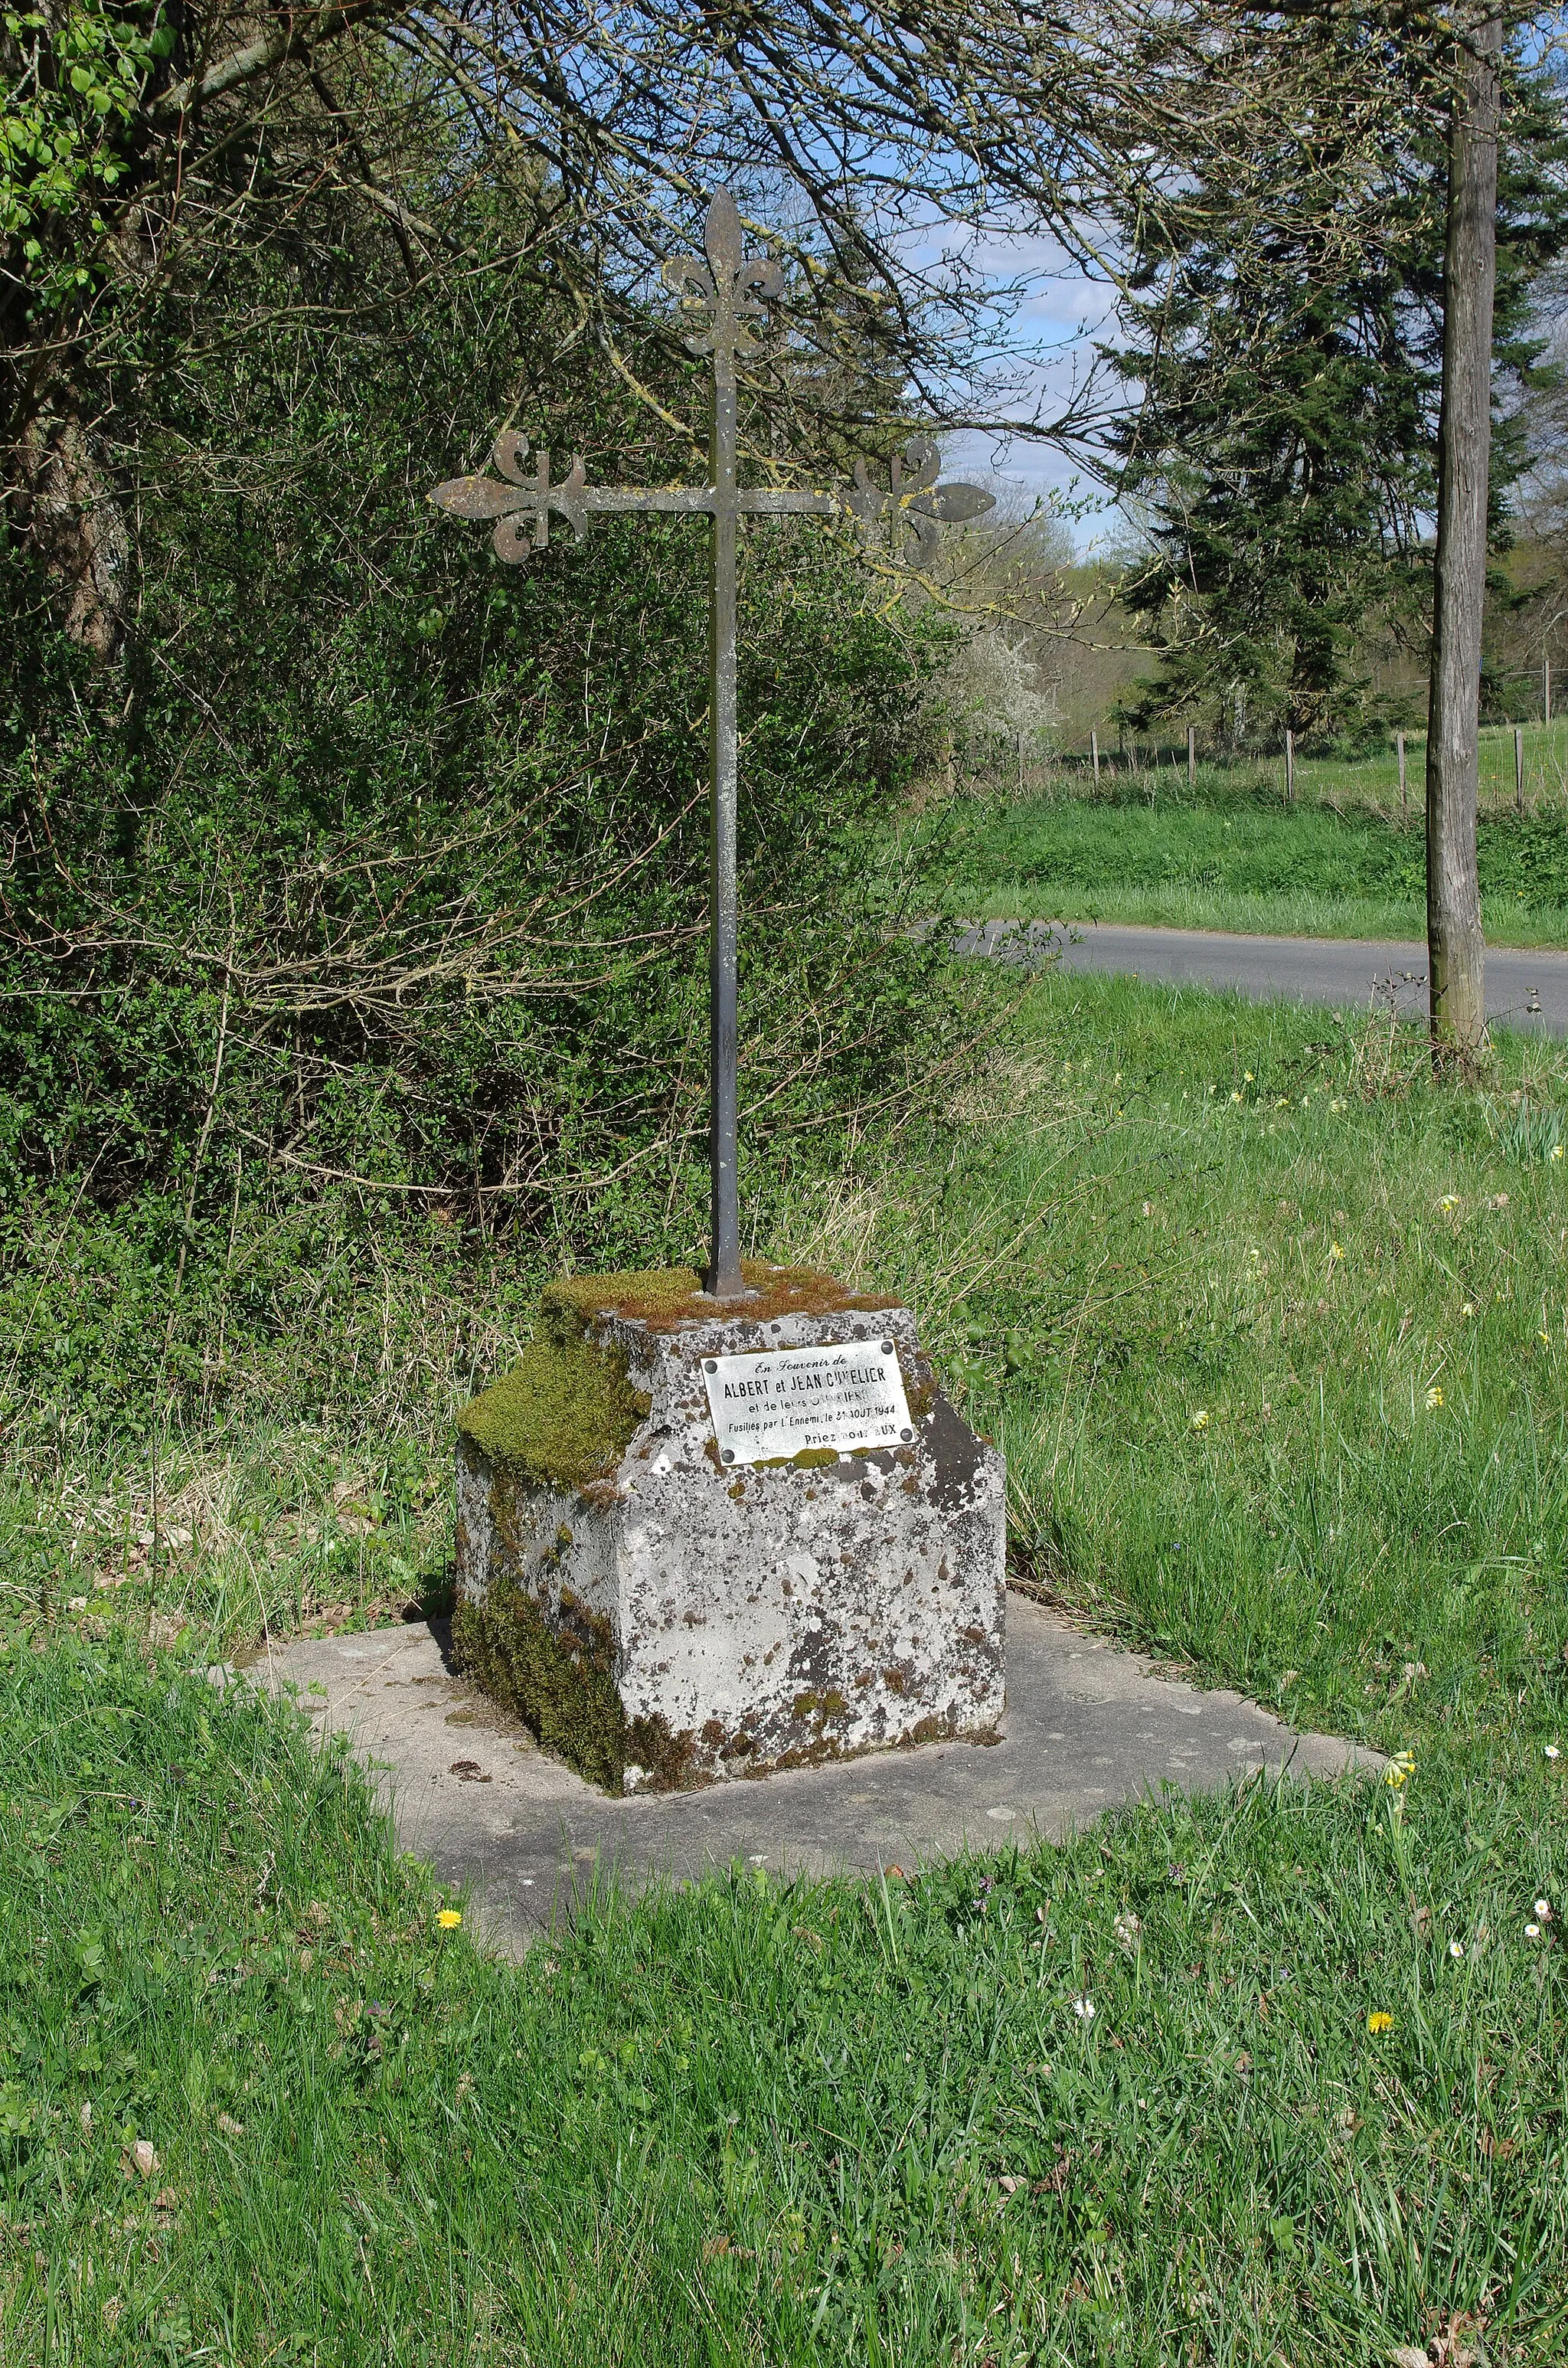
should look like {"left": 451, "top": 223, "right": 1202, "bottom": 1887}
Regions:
{"left": 452, "top": 1575, "right": 626, "bottom": 1793}
{"left": 902, "top": 1352, "right": 939, "bottom": 1421}
{"left": 541, "top": 1259, "right": 900, "bottom": 1336}
{"left": 451, "top": 1572, "right": 702, "bottom": 1795}
{"left": 456, "top": 1333, "right": 649, "bottom": 1493}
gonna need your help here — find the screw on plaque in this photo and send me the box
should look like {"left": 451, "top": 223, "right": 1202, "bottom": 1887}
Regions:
{"left": 704, "top": 1359, "right": 717, "bottom": 1373}
{"left": 880, "top": 1339, "right": 894, "bottom": 1356}
{"left": 900, "top": 1427, "right": 914, "bottom": 1441}
{"left": 722, "top": 1449, "right": 735, "bottom": 1464}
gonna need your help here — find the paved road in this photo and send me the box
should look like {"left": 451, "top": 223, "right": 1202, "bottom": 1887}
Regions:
{"left": 256, "top": 1598, "right": 1376, "bottom": 1949}
{"left": 957, "top": 918, "right": 1568, "bottom": 1036}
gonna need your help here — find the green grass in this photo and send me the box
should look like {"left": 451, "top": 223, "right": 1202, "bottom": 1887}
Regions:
{"left": 5, "top": 974, "right": 1568, "bottom": 2357}
{"left": 2, "top": 1634, "right": 1563, "bottom": 2364}
{"left": 1087, "top": 718, "right": 1568, "bottom": 815}
{"left": 889, "top": 977, "right": 1568, "bottom": 1752}
{"left": 943, "top": 721, "right": 1568, "bottom": 946}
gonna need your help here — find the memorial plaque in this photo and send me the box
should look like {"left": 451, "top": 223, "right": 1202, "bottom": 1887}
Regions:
{"left": 702, "top": 1337, "right": 913, "bottom": 1466}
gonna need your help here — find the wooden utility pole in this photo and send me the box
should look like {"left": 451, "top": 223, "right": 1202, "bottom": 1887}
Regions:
{"left": 1426, "top": 10, "right": 1502, "bottom": 1065}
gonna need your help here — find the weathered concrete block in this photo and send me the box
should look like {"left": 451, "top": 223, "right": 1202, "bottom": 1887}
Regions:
{"left": 452, "top": 1262, "right": 1005, "bottom": 1794}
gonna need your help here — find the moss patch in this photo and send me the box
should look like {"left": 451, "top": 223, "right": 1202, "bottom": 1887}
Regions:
{"left": 902, "top": 1351, "right": 938, "bottom": 1422}
{"left": 451, "top": 1575, "right": 700, "bottom": 1795}
{"left": 451, "top": 1576, "right": 625, "bottom": 1792}
{"left": 456, "top": 1334, "right": 649, "bottom": 1493}
{"left": 541, "top": 1260, "right": 900, "bottom": 1336}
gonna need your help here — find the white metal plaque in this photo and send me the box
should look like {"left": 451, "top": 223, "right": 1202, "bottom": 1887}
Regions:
{"left": 702, "top": 1338, "right": 914, "bottom": 1467}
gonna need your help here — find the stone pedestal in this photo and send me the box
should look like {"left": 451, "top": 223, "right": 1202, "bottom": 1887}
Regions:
{"left": 452, "top": 1262, "right": 1005, "bottom": 1794}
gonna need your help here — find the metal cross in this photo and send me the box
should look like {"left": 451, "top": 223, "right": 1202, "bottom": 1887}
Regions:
{"left": 429, "top": 191, "right": 994, "bottom": 1302}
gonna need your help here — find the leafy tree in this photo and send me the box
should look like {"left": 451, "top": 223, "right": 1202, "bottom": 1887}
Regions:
{"left": 0, "top": 183, "right": 998, "bottom": 1413}
{"left": 0, "top": 0, "right": 1220, "bottom": 661}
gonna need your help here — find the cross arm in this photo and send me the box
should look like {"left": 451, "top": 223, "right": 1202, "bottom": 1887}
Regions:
{"left": 428, "top": 438, "right": 841, "bottom": 559}
{"left": 736, "top": 489, "right": 838, "bottom": 516}
{"left": 431, "top": 427, "right": 991, "bottom": 565}
{"left": 585, "top": 486, "right": 836, "bottom": 516}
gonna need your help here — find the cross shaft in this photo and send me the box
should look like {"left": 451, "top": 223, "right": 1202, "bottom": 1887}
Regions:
{"left": 429, "top": 191, "right": 991, "bottom": 1301}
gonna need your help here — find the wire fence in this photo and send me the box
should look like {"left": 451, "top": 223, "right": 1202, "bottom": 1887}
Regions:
{"left": 1007, "top": 718, "right": 1568, "bottom": 818}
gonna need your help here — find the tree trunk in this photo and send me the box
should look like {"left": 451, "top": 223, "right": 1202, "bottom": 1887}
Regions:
{"left": 1426, "top": 11, "right": 1501, "bottom": 1065}
{"left": 13, "top": 399, "right": 129, "bottom": 662}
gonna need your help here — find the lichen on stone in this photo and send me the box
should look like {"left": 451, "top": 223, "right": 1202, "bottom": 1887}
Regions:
{"left": 456, "top": 1333, "right": 649, "bottom": 1493}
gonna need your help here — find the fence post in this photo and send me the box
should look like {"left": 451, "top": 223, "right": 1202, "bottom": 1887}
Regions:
{"left": 1186, "top": 725, "right": 1196, "bottom": 790}
{"left": 1091, "top": 728, "right": 1100, "bottom": 789}
{"left": 1516, "top": 723, "right": 1525, "bottom": 816}
{"left": 1396, "top": 730, "right": 1406, "bottom": 816}
{"left": 1285, "top": 728, "right": 1295, "bottom": 804}
{"left": 1547, "top": 656, "right": 1553, "bottom": 725}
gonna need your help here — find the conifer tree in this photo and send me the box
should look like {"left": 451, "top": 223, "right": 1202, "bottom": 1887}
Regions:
{"left": 1106, "top": 34, "right": 1568, "bottom": 751}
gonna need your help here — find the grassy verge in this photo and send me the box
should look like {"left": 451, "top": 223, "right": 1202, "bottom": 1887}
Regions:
{"left": 939, "top": 734, "right": 1568, "bottom": 946}
{"left": 891, "top": 976, "right": 1568, "bottom": 1754}
{"left": 5, "top": 973, "right": 1568, "bottom": 2357}
{"left": 2, "top": 1635, "right": 1562, "bottom": 2365}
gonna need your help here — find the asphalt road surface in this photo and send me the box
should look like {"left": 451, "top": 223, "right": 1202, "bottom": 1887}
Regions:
{"left": 957, "top": 918, "right": 1568, "bottom": 1037}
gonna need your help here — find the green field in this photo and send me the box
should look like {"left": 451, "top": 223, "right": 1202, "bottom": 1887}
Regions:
{"left": 945, "top": 721, "right": 1568, "bottom": 946}
{"left": 4, "top": 973, "right": 1567, "bottom": 2360}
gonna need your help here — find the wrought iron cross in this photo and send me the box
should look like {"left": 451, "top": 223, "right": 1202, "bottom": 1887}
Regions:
{"left": 429, "top": 191, "right": 993, "bottom": 1301}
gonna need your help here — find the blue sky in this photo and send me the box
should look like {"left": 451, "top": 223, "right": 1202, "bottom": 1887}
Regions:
{"left": 899, "top": 217, "right": 1135, "bottom": 557}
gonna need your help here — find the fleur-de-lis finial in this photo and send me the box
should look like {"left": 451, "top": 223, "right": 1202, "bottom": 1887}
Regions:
{"left": 845, "top": 436, "right": 995, "bottom": 567}
{"left": 427, "top": 431, "right": 590, "bottom": 561}
{"left": 662, "top": 191, "right": 785, "bottom": 367}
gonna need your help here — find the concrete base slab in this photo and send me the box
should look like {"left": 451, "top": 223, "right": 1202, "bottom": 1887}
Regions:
{"left": 255, "top": 1596, "right": 1380, "bottom": 1948}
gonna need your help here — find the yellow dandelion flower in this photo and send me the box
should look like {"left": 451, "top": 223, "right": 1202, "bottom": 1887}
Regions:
{"left": 1367, "top": 2011, "right": 1393, "bottom": 2034}
{"left": 1191, "top": 1408, "right": 1210, "bottom": 1432}
{"left": 1425, "top": 1385, "right": 1444, "bottom": 1409}
{"left": 436, "top": 1908, "right": 462, "bottom": 1931}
